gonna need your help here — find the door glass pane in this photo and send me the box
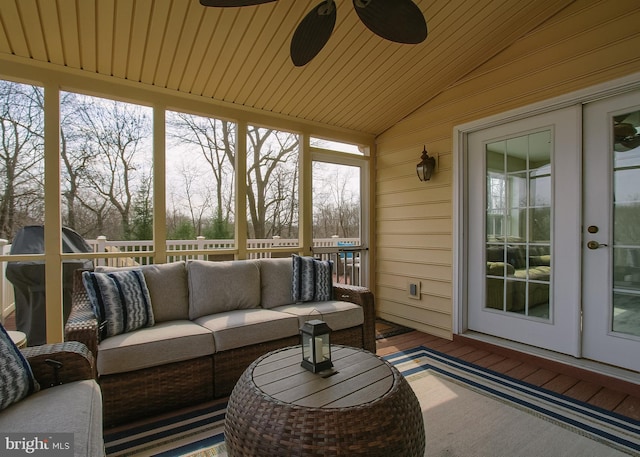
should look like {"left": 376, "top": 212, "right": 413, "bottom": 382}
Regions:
{"left": 612, "top": 109, "right": 640, "bottom": 337}
{"left": 485, "top": 131, "right": 552, "bottom": 319}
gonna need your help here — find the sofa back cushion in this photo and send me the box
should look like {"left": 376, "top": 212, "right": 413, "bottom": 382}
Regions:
{"left": 96, "top": 261, "right": 189, "bottom": 323}
{"left": 259, "top": 258, "right": 295, "bottom": 309}
{"left": 187, "top": 260, "right": 261, "bottom": 319}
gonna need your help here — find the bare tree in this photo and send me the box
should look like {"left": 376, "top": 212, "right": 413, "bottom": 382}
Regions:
{"left": 167, "top": 113, "right": 235, "bottom": 237}
{"left": 0, "top": 81, "right": 45, "bottom": 240}
{"left": 247, "top": 127, "right": 299, "bottom": 239}
{"left": 312, "top": 162, "right": 360, "bottom": 238}
{"left": 72, "top": 97, "right": 152, "bottom": 239}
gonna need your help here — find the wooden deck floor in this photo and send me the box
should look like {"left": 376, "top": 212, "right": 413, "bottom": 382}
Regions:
{"left": 376, "top": 329, "right": 640, "bottom": 422}
{"left": 5, "top": 312, "right": 638, "bottom": 421}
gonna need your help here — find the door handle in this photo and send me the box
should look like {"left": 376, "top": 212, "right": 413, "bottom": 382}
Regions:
{"left": 587, "top": 240, "right": 608, "bottom": 250}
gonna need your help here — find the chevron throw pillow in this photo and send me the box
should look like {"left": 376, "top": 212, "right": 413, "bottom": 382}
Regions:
{"left": 83, "top": 269, "right": 154, "bottom": 340}
{"left": 0, "top": 323, "right": 39, "bottom": 411}
{"left": 292, "top": 255, "right": 333, "bottom": 302}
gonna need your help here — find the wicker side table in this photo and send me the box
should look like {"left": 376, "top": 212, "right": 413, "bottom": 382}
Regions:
{"left": 225, "top": 345, "right": 425, "bottom": 456}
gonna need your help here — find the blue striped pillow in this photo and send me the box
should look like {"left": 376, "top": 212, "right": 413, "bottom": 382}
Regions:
{"left": 82, "top": 269, "right": 154, "bottom": 340}
{"left": 292, "top": 255, "right": 333, "bottom": 302}
{"left": 0, "top": 323, "right": 39, "bottom": 411}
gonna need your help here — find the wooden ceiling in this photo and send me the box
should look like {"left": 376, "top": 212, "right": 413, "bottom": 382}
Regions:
{"left": 0, "top": 0, "right": 573, "bottom": 136}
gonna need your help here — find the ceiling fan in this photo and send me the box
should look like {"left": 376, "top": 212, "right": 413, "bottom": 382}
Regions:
{"left": 199, "top": 0, "right": 428, "bottom": 66}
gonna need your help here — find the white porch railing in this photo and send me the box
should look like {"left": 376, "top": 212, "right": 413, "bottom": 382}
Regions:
{"left": 0, "top": 240, "right": 14, "bottom": 325}
{"left": 1, "top": 236, "right": 364, "bottom": 323}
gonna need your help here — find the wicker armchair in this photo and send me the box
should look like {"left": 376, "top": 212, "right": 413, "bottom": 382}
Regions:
{"left": 0, "top": 341, "right": 103, "bottom": 457}
{"left": 22, "top": 341, "right": 96, "bottom": 388}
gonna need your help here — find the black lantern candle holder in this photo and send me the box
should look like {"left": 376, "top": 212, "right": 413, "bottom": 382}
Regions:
{"left": 300, "top": 319, "right": 333, "bottom": 373}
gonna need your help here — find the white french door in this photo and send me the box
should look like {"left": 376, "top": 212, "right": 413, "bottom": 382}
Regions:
{"left": 582, "top": 91, "right": 640, "bottom": 372}
{"left": 467, "top": 106, "right": 582, "bottom": 356}
{"left": 466, "top": 92, "right": 640, "bottom": 371}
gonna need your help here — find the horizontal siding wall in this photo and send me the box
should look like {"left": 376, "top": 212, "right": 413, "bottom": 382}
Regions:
{"left": 374, "top": 0, "right": 640, "bottom": 339}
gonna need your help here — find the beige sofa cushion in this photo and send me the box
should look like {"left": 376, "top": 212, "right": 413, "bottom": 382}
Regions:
{"left": 195, "top": 309, "right": 299, "bottom": 352}
{"left": 259, "top": 258, "right": 295, "bottom": 309}
{"left": 97, "top": 321, "right": 215, "bottom": 375}
{"left": 0, "top": 380, "right": 103, "bottom": 457}
{"left": 272, "top": 301, "right": 364, "bottom": 331}
{"left": 96, "top": 261, "right": 189, "bottom": 322}
{"left": 188, "top": 260, "right": 261, "bottom": 319}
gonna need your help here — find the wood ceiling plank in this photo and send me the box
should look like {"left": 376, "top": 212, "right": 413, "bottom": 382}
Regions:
{"left": 112, "top": 0, "right": 134, "bottom": 79}
{"left": 17, "top": 0, "right": 47, "bottom": 60}
{"left": 224, "top": 0, "right": 296, "bottom": 103}
{"left": 96, "top": 0, "right": 115, "bottom": 75}
{"left": 0, "top": 1, "right": 28, "bottom": 55}
{"left": 37, "top": 0, "right": 64, "bottom": 65}
{"left": 127, "top": 0, "right": 153, "bottom": 83}
{"left": 140, "top": 0, "right": 171, "bottom": 85}
{"left": 251, "top": 2, "right": 357, "bottom": 113}
{"left": 177, "top": 6, "right": 216, "bottom": 94}
{"left": 57, "top": 0, "right": 81, "bottom": 68}
{"left": 0, "top": 19, "right": 10, "bottom": 54}
{"left": 355, "top": 0, "right": 557, "bottom": 134}
{"left": 322, "top": 0, "right": 477, "bottom": 131}
{"left": 273, "top": 6, "right": 370, "bottom": 116}
{"left": 331, "top": 0, "right": 521, "bottom": 133}
{"left": 166, "top": 2, "right": 204, "bottom": 90}
{"left": 238, "top": 0, "right": 310, "bottom": 108}
{"left": 214, "top": 3, "right": 278, "bottom": 100}
{"left": 201, "top": 8, "right": 259, "bottom": 98}
{"left": 153, "top": 0, "right": 190, "bottom": 88}
{"left": 218, "top": 2, "right": 282, "bottom": 102}
{"left": 76, "top": 0, "right": 96, "bottom": 72}
{"left": 189, "top": 8, "right": 236, "bottom": 96}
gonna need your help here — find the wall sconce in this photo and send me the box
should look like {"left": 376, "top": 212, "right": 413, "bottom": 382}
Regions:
{"left": 300, "top": 319, "right": 333, "bottom": 373}
{"left": 416, "top": 146, "right": 436, "bottom": 181}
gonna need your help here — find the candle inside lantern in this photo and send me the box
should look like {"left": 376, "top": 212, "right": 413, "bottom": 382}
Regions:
{"left": 315, "top": 337, "right": 323, "bottom": 361}
{"left": 303, "top": 335, "right": 312, "bottom": 360}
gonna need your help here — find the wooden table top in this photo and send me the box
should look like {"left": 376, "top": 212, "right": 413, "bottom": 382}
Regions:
{"left": 251, "top": 345, "right": 394, "bottom": 409}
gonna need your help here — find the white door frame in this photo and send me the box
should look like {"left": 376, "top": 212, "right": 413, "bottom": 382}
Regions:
{"left": 453, "top": 72, "right": 640, "bottom": 338}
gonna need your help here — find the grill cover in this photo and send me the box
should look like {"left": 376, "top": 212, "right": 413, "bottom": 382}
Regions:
{"left": 5, "top": 226, "right": 93, "bottom": 346}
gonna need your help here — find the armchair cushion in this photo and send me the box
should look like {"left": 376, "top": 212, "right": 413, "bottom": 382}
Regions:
{"left": 82, "top": 269, "right": 155, "bottom": 340}
{"left": 0, "top": 323, "right": 39, "bottom": 411}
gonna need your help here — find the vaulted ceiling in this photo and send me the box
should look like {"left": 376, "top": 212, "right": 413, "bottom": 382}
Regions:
{"left": 0, "top": 0, "right": 573, "bottom": 136}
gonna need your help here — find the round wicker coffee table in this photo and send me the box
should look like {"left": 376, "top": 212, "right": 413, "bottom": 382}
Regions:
{"left": 224, "top": 345, "right": 425, "bottom": 456}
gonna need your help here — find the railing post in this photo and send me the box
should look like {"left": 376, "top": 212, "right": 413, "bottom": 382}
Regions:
{"left": 0, "top": 239, "right": 15, "bottom": 325}
{"left": 96, "top": 236, "right": 107, "bottom": 266}
{"left": 197, "top": 236, "right": 205, "bottom": 260}
{"left": 0, "top": 239, "right": 7, "bottom": 324}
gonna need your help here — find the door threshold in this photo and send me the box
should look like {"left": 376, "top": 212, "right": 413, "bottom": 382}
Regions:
{"left": 459, "top": 331, "right": 639, "bottom": 385}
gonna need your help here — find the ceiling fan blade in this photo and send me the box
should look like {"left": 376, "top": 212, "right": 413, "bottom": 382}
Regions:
{"left": 353, "top": 0, "right": 427, "bottom": 44}
{"left": 199, "top": 0, "right": 276, "bottom": 7}
{"left": 290, "top": 1, "right": 337, "bottom": 67}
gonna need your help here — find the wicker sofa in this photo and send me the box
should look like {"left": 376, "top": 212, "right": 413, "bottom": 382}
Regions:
{"left": 0, "top": 342, "right": 104, "bottom": 457}
{"left": 65, "top": 257, "right": 375, "bottom": 427}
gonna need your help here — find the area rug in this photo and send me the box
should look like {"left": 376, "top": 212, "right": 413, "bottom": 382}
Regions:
{"left": 104, "top": 346, "right": 640, "bottom": 457}
{"left": 375, "top": 318, "right": 414, "bottom": 339}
